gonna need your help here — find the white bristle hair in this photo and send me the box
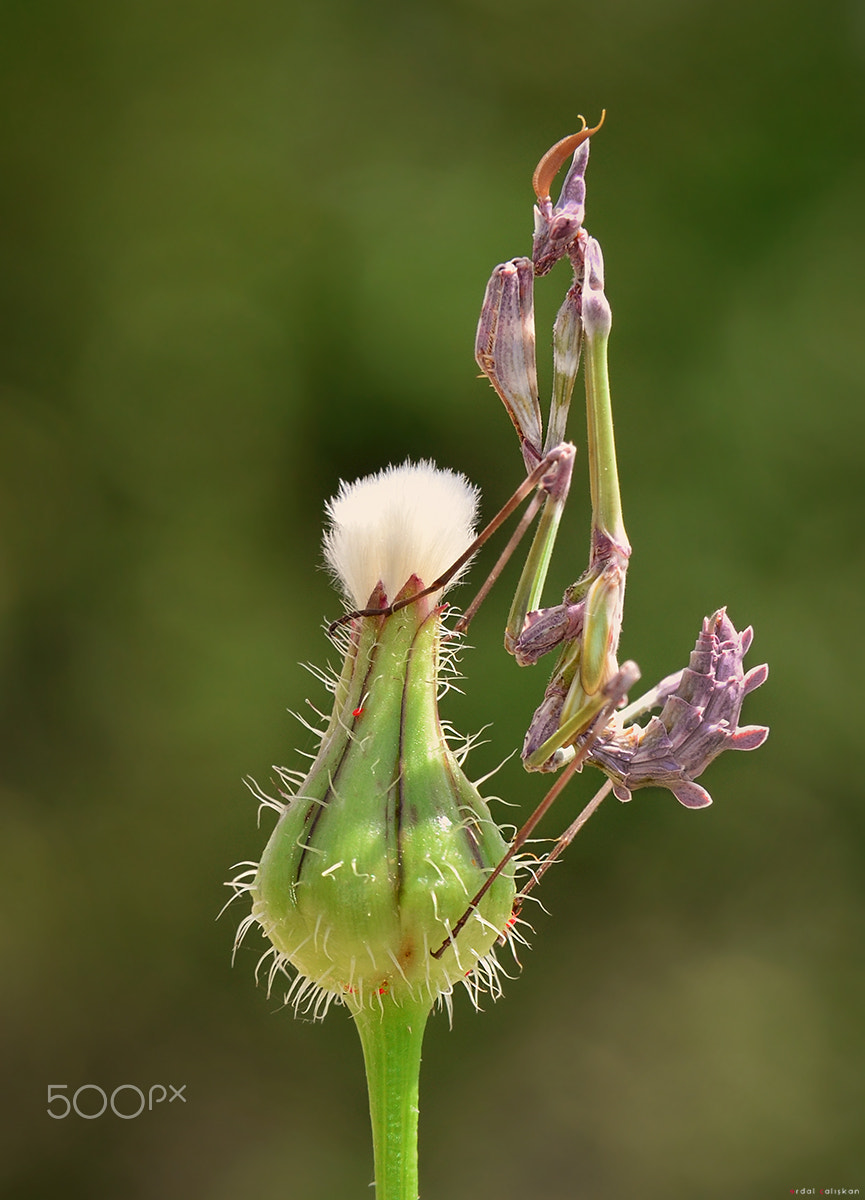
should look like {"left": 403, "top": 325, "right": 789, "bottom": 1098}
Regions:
{"left": 323, "top": 459, "right": 480, "bottom": 609}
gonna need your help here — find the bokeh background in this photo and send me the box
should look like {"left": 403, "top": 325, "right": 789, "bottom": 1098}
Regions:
{"left": 1, "top": 1, "right": 863, "bottom": 1197}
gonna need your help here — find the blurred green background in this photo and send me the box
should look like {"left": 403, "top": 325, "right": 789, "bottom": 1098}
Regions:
{"left": 1, "top": 1, "right": 863, "bottom": 1197}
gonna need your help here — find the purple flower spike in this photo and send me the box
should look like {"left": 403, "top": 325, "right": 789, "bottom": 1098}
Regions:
{"left": 588, "top": 609, "right": 769, "bottom": 808}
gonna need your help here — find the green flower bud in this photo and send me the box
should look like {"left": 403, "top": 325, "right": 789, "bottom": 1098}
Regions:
{"left": 235, "top": 462, "right": 516, "bottom": 1017}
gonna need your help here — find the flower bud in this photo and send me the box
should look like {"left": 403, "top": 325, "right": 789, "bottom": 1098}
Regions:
{"left": 237, "top": 463, "right": 516, "bottom": 1015}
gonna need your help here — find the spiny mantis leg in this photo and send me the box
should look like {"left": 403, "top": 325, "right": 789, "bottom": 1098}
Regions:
{"left": 508, "top": 777, "right": 613, "bottom": 914}
{"left": 503, "top": 284, "right": 584, "bottom": 655}
{"left": 518, "top": 239, "right": 632, "bottom": 773}
{"left": 328, "top": 442, "right": 575, "bottom": 634}
{"left": 504, "top": 486, "right": 568, "bottom": 655}
{"left": 455, "top": 434, "right": 575, "bottom": 638}
{"left": 430, "top": 660, "right": 638, "bottom": 960}
{"left": 452, "top": 487, "right": 546, "bottom": 637}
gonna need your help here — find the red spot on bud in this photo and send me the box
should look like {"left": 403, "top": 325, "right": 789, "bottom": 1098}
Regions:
{"left": 352, "top": 707, "right": 364, "bottom": 718}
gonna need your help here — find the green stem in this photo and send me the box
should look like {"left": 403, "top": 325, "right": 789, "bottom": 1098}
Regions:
{"left": 351, "top": 996, "right": 432, "bottom": 1200}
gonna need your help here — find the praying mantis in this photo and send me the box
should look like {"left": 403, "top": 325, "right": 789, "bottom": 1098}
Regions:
{"left": 332, "top": 116, "right": 768, "bottom": 958}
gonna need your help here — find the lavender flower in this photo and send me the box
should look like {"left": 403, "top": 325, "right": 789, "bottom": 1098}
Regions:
{"left": 588, "top": 609, "right": 769, "bottom": 808}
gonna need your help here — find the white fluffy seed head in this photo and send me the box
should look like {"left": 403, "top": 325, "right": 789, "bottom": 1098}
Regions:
{"left": 323, "top": 459, "right": 480, "bottom": 609}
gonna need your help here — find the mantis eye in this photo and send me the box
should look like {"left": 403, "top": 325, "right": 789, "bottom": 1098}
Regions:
{"left": 532, "top": 110, "right": 606, "bottom": 201}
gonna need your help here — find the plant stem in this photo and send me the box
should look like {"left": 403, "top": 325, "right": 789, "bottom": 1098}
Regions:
{"left": 351, "top": 996, "right": 432, "bottom": 1200}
